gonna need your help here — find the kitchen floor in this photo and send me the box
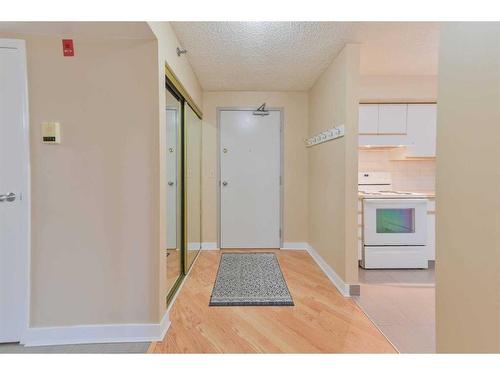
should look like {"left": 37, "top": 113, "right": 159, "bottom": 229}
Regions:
{"left": 354, "top": 265, "right": 435, "bottom": 353}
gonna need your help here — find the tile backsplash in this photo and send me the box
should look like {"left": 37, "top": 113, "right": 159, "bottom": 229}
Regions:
{"left": 359, "top": 149, "right": 436, "bottom": 192}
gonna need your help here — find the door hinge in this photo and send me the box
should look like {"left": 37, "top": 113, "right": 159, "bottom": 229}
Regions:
{"left": 279, "top": 229, "right": 282, "bottom": 239}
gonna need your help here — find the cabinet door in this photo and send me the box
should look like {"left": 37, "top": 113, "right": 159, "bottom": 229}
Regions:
{"left": 358, "top": 104, "right": 379, "bottom": 134}
{"left": 406, "top": 104, "right": 437, "bottom": 157}
{"left": 378, "top": 104, "right": 407, "bottom": 134}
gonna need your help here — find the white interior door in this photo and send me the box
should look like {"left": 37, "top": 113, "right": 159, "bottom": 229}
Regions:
{"left": 0, "top": 40, "right": 29, "bottom": 343}
{"left": 220, "top": 109, "right": 281, "bottom": 248}
{"left": 166, "top": 108, "right": 178, "bottom": 249}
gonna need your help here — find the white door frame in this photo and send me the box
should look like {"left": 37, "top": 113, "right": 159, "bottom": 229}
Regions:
{"left": 0, "top": 39, "right": 31, "bottom": 343}
{"left": 216, "top": 107, "right": 284, "bottom": 249}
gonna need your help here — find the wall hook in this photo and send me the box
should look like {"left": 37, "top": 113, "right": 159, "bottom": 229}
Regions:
{"left": 176, "top": 47, "right": 187, "bottom": 56}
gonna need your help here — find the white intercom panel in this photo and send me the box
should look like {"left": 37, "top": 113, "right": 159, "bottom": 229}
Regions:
{"left": 41, "top": 122, "right": 61, "bottom": 144}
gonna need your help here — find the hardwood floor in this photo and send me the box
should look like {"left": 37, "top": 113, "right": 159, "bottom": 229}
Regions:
{"left": 150, "top": 249, "right": 396, "bottom": 353}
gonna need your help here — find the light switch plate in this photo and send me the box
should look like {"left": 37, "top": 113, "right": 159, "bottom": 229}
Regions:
{"left": 41, "top": 122, "right": 61, "bottom": 144}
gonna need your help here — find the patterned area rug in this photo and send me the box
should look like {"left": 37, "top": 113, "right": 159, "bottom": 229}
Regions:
{"left": 209, "top": 252, "right": 294, "bottom": 306}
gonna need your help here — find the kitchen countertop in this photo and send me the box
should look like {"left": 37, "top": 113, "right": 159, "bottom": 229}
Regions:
{"left": 358, "top": 191, "right": 436, "bottom": 199}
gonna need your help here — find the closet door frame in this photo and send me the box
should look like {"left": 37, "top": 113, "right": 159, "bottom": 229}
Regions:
{"left": 183, "top": 103, "right": 203, "bottom": 273}
{"left": 164, "top": 66, "right": 203, "bottom": 307}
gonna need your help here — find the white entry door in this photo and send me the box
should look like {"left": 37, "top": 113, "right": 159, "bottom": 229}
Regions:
{"left": 166, "top": 107, "right": 178, "bottom": 249}
{"left": 220, "top": 109, "right": 281, "bottom": 248}
{"left": 0, "top": 40, "right": 29, "bottom": 343}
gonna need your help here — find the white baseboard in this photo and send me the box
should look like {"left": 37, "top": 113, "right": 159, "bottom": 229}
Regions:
{"left": 201, "top": 242, "right": 219, "bottom": 250}
{"left": 22, "top": 312, "right": 171, "bottom": 347}
{"left": 281, "top": 242, "right": 309, "bottom": 250}
{"left": 279, "top": 241, "right": 357, "bottom": 297}
{"left": 305, "top": 243, "right": 354, "bottom": 297}
{"left": 187, "top": 242, "right": 201, "bottom": 251}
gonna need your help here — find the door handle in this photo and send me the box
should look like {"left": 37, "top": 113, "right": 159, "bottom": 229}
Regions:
{"left": 0, "top": 192, "right": 16, "bottom": 202}
{"left": 168, "top": 181, "right": 174, "bottom": 186}
{"left": 222, "top": 181, "right": 228, "bottom": 186}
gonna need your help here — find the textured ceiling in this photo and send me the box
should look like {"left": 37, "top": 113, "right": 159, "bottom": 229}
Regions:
{"left": 171, "top": 22, "right": 439, "bottom": 91}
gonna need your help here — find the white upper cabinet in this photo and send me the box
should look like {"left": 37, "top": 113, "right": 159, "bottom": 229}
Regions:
{"left": 358, "top": 103, "right": 436, "bottom": 152}
{"left": 406, "top": 104, "right": 437, "bottom": 157}
{"left": 358, "top": 104, "right": 379, "bottom": 134}
{"left": 378, "top": 104, "right": 408, "bottom": 134}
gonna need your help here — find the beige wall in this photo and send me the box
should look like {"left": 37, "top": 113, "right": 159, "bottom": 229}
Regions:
{"left": 201, "top": 91, "right": 309, "bottom": 244}
{"left": 0, "top": 33, "right": 160, "bottom": 326}
{"left": 360, "top": 75, "right": 437, "bottom": 102}
{"left": 148, "top": 22, "right": 203, "bottom": 109}
{"left": 436, "top": 23, "right": 500, "bottom": 353}
{"left": 148, "top": 22, "right": 203, "bottom": 318}
{"left": 308, "top": 44, "right": 360, "bottom": 283}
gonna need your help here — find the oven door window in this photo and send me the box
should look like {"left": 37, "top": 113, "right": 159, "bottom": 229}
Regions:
{"left": 376, "top": 208, "right": 415, "bottom": 233}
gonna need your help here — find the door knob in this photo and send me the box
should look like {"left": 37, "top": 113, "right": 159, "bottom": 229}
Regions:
{"left": 0, "top": 192, "right": 16, "bottom": 202}
{"left": 222, "top": 181, "right": 228, "bottom": 186}
{"left": 168, "top": 181, "right": 174, "bottom": 186}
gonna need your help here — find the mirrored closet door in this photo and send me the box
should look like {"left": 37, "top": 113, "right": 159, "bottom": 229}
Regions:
{"left": 165, "top": 71, "right": 203, "bottom": 307}
{"left": 165, "top": 86, "right": 183, "bottom": 302}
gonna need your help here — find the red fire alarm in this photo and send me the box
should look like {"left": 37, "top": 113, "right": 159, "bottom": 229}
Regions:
{"left": 62, "top": 39, "right": 74, "bottom": 57}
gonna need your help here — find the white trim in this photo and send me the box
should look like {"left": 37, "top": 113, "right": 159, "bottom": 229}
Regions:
{"left": 187, "top": 242, "right": 201, "bottom": 251}
{"left": 279, "top": 241, "right": 358, "bottom": 297}
{"left": 280, "top": 242, "right": 309, "bottom": 250}
{"left": 0, "top": 39, "right": 31, "bottom": 344}
{"left": 201, "top": 242, "right": 219, "bottom": 250}
{"left": 22, "top": 312, "right": 171, "bottom": 347}
{"left": 305, "top": 243, "right": 353, "bottom": 297}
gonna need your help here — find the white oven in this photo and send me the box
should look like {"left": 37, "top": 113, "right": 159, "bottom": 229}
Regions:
{"left": 363, "top": 199, "right": 427, "bottom": 246}
{"left": 362, "top": 198, "right": 428, "bottom": 269}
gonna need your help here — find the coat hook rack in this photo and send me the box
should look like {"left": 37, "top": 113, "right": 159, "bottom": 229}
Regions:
{"left": 305, "top": 125, "right": 345, "bottom": 147}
